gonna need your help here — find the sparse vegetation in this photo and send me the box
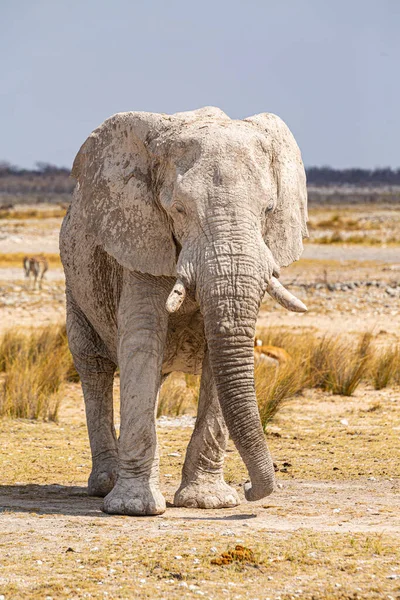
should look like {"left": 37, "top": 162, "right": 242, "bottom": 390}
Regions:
{"left": 308, "top": 332, "right": 373, "bottom": 396}
{"left": 256, "top": 357, "right": 305, "bottom": 430}
{"left": 372, "top": 345, "right": 400, "bottom": 390}
{"left": 158, "top": 372, "right": 200, "bottom": 417}
{"left": 0, "top": 325, "right": 74, "bottom": 421}
{"left": 0, "top": 325, "right": 398, "bottom": 425}
{"left": 0, "top": 207, "right": 67, "bottom": 220}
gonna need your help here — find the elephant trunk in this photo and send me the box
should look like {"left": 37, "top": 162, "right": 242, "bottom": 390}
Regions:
{"left": 198, "top": 264, "right": 276, "bottom": 500}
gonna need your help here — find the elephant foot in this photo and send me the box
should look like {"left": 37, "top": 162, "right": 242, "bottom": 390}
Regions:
{"left": 88, "top": 461, "right": 118, "bottom": 497}
{"left": 102, "top": 477, "right": 166, "bottom": 516}
{"left": 174, "top": 479, "right": 240, "bottom": 509}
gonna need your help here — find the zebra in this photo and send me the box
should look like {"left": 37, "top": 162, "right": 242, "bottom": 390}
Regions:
{"left": 23, "top": 255, "right": 49, "bottom": 289}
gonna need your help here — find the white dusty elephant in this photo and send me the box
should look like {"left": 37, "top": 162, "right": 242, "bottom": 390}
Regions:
{"left": 60, "top": 106, "right": 308, "bottom": 516}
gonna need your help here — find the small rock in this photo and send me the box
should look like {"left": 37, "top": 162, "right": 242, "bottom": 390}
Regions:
{"left": 340, "top": 419, "right": 349, "bottom": 426}
{"left": 386, "top": 287, "right": 397, "bottom": 297}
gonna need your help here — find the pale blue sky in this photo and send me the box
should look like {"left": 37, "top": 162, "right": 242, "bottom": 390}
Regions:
{"left": 1, "top": 0, "right": 398, "bottom": 169}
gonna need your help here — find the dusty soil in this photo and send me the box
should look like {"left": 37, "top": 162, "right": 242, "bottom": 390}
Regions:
{"left": 1, "top": 384, "right": 399, "bottom": 599}
{"left": 0, "top": 205, "right": 400, "bottom": 599}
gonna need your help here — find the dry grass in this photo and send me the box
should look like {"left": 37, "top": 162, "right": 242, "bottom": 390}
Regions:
{"left": 313, "top": 232, "right": 389, "bottom": 245}
{"left": 309, "top": 213, "right": 366, "bottom": 231}
{"left": 254, "top": 329, "right": 381, "bottom": 428}
{"left": 372, "top": 345, "right": 400, "bottom": 390}
{"left": 0, "top": 325, "right": 397, "bottom": 426}
{"left": 255, "top": 358, "right": 304, "bottom": 430}
{"left": 0, "top": 325, "right": 73, "bottom": 421}
{"left": 158, "top": 373, "right": 200, "bottom": 417}
{"left": 0, "top": 252, "right": 62, "bottom": 268}
{"left": 309, "top": 332, "right": 373, "bottom": 395}
{"left": 0, "top": 207, "right": 67, "bottom": 220}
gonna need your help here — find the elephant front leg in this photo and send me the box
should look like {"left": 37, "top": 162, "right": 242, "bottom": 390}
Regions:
{"left": 66, "top": 294, "right": 119, "bottom": 498}
{"left": 80, "top": 372, "right": 119, "bottom": 497}
{"left": 174, "top": 351, "right": 240, "bottom": 509}
{"left": 103, "top": 274, "right": 169, "bottom": 516}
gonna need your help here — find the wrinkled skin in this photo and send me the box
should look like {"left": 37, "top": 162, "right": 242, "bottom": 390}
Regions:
{"left": 60, "top": 106, "right": 308, "bottom": 516}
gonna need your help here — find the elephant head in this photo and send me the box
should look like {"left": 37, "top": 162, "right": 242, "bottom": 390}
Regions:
{"left": 72, "top": 106, "right": 308, "bottom": 501}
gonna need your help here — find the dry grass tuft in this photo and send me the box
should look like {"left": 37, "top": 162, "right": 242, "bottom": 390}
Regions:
{"left": 255, "top": 329, "right": 379, "bottom": 427}
{"left": 158, "top": 373, "right": 200, "bottom": 417}
{"left": 372, "top": 345, "right": 399, "bottom": 390}
{"left": 256, "top": 358, "right": 305, "bottom": 431}
{"left": 0, "top": 325, "right": 73, "bottom": 421}
{"left": 309, "top": 332, "right": 373, "bottom": 396}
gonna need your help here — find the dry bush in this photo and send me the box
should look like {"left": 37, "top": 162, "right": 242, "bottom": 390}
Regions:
{"left": 372, "top": 345, "right": 399, "bottom": 390}
{"left": 0, "top": 325, "right": 72, "bottom": 421}
{"left": 158, "top": 372, "right": 200, "bottom": 417}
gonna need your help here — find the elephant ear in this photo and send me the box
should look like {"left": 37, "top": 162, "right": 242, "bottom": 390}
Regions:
{"left": 244, "top": 113, "right": 308, "bottom": 268}
{"left": 71, "top": 112, "right": 177, "bottom": 276}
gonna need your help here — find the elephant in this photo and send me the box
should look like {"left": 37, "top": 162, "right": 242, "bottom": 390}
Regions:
{"left": 60, "top": 106, "right": 308, "bottom": 516}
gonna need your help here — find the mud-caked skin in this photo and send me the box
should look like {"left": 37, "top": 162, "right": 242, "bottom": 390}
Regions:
{"left": 60, "top": 106, "right": 308, "bottom": 516}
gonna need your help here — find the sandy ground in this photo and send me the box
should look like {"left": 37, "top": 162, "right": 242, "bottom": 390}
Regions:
{"left": 1, "top": 383, "right": 399, "bottom": 599}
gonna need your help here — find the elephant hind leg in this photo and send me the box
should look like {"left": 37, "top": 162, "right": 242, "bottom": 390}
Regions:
{"left": 66, "top": 293, "right": 118, "bottom": 497}
{"left": 174, "top": 351, "right": 240, "bottom": 509}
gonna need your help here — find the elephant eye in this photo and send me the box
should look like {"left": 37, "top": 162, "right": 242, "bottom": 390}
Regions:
{"left": 264, "top": 201, "right": 275, "bottom": 215}
{"left": 173, "top": 203, "right": 186, "bottom": 215}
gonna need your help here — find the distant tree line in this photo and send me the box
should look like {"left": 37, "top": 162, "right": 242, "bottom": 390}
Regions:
{"left": 1, "top": 162, "right": 400, "bottom": 194}
{"left": 0, "top": 162, "right": 73, "bottom": 194}
{"left": 306, "top": 166, "right": 400, "bottom": 186}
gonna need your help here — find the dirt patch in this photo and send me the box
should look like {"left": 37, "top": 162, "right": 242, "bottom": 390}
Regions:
{"left": 1, "top": 383, "right": 399, "bottom": 598}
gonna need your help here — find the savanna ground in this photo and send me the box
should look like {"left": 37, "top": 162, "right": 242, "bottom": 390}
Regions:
{"left": 0, "top": 202, "right": 400, "bottom": 599}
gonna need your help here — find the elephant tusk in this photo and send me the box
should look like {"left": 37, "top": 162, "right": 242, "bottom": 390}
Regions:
{"left": 166, "top": 279, "right": 186, "bottom": 313}
{"left": 266, "top": 276, "right": 307, "bottom": 313}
